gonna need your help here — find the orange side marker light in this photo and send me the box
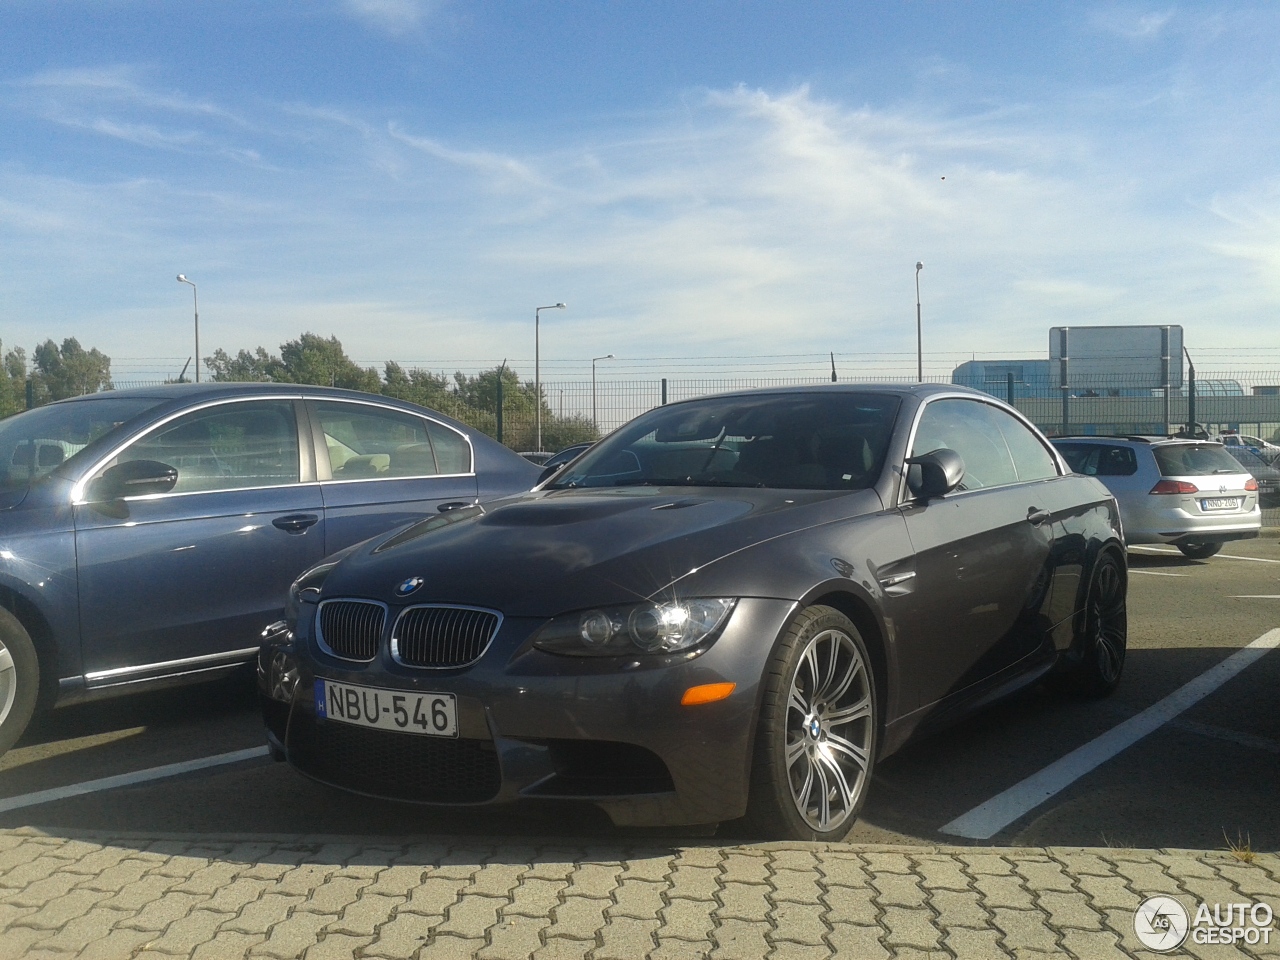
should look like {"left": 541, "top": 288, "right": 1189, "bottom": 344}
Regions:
{"left": 681, "top": 682, "right": 736, "bottom": 706}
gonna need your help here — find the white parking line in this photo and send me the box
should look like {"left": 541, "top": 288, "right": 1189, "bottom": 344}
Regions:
{"left": 1128, "top": 545, "right": 1280, "bottom": 564}
{"left": 1229, "top": 595, "right": 1280, "bottom": 599}
{"left": 939, "top": 628, "right": 1280, "bottom": 840}
{"left": 1129, "top": 570, "right": 1189, "bottom": 577}
{"left": 0, "top": 746, "right": 269, "bottom": 815}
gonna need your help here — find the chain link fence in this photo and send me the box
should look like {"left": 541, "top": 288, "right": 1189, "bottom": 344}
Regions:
{"left": 102, "top": 371, "right": 1280, "bottom": 528}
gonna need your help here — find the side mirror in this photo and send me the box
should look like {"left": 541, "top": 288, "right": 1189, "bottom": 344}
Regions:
{"left": 905, "top": 448, "right": 965, "bottom": 500}
{"left": 88, "top": 459, "right": 179, "bottom": 501}
{"left": 537, "top": 463, "right": 565, "bottom": 485}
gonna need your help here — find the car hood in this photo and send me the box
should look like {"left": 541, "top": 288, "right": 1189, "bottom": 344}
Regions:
{"left": 318, "top": 485, "right": 883, "bottom": 616}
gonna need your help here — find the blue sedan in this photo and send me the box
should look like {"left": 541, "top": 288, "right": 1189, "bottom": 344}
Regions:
{"left": 0, "top": 383, "right": 540, "bottom": 754}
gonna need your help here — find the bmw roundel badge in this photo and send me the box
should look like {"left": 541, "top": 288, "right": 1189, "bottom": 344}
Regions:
{"left": 396, "top": 576, "right": 425, "bottom": 597}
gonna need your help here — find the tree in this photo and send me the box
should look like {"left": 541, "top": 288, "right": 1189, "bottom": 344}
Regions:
{"left": 30, "top": 338, "right": 111, "bottom": 402}
{"left": 205, "top": 333, "right": 381, "bottom": 392}
{"left": 0, "top": 343, "right": 28, "bottom": 418}
{"left": 382, "top": 362, "right": 454, "bottom": 410}
{"left": 205, "top": 346, "right": 275, "bottom": 382}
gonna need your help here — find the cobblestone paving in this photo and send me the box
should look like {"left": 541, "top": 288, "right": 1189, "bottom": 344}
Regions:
{"left": 0, "top": 828, "right": 1276, "bottom": 959}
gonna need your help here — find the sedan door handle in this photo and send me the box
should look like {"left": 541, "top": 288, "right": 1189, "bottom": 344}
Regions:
{"left": 1026, "top": 507, "right": 1051, "bottom": 526}
{"left": 437, "top": 501, "right": 472, "bottom": 513}
{"left": 273, "top": 513, "right": 320, "bottom": 534}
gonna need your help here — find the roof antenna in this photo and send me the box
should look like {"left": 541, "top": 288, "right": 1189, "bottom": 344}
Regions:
{"left": 830, "top": 352, "right": 837, "bottom": 383}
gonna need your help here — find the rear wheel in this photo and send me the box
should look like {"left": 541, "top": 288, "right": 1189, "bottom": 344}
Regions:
{"left": 0, "top": 608, "right": 39, "bottom": 756}
{"left": 743, "top": 606, "right": 877, "bottom": 841}
{"left": 1177, "top": 542, "right": 1222, "bottom": 560}
{"left": 1058, "top": 552, "right": 1128, "bottom": 698}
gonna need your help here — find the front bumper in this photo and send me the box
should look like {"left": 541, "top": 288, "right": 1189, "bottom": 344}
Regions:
{"left": 260, "top": 596, "right": 798, "bottom": 826}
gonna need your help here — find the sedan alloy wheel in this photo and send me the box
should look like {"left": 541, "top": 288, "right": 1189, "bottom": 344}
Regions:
{"left": 747, "top": 606, "right": 877, "bottom": 840}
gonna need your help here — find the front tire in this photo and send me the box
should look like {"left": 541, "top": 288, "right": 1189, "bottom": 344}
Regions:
{"left": 0, "top": 608, "right": 39, "bottom": 756}
{"left": 744, "top": 606, "right": 877, "bottom": 841}
{"left": 1177, "top": 542, "right": 1222, "bottom": 560}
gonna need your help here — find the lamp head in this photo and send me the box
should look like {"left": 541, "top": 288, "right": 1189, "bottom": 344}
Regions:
{"left": 915, "top": 262, "right": 923, "bottom": 271}
{"left": 555, "top": 302, "right": 566, "bottom": 309}
{"left": 177, "top": 274, "right": 187, "bottom": 282}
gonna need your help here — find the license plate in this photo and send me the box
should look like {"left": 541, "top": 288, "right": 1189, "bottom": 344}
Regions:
{"left": 1201, "top": 497, "right": 1240, "bottom": 511}
{"left": 314, "top": 679, "right": 457, "bottom": 738}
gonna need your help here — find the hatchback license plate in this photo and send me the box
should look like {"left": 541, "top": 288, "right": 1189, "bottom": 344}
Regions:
{"left": 1201, "top": 497, "right": 1240, "bottom": 511}
{"left": 315, "top": 679, "right": 457, "bottom": 738}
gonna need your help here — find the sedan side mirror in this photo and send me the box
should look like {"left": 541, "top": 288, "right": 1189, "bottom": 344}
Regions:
{"left": 88, "top": 459, "right": 179, "bottom": 501}
{"left": 905, "top": 448, "right": 965, "bottom": 500}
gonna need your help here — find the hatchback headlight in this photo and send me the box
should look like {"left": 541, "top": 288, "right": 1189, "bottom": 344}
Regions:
{"left": 532, "top": 598, "right": 737, "bottom": 657}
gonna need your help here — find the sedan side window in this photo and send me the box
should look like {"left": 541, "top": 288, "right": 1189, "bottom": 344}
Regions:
{"left": 911, "top": 399, "right": 1017, "bottom": 490}
{"left": 426, "top": 422, "right": 472, "bottom": 474}
{"left": 107, "top": 400, "right": 300, "bottom": 494}
{"left": 314, "top": 401, "right": 472, "bottom": 478}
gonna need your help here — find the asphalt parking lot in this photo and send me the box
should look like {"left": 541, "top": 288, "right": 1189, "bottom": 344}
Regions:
{"left": 2, "top": 535, "right": 1278, "bottom": 852}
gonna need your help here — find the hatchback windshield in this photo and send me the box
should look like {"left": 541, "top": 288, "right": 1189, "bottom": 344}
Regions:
{"left": 0, "top": 397, "right": 164, "bottom": 496}
{"left": 549, "top": 392, "right": 901, "bottom": 490}
{"left": 1154, "top": 443, "right": 1246, "bottom": 477}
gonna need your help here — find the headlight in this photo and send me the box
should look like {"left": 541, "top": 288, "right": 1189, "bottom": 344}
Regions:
{"left": 532, "top": 598, "right": 737, "bottom": 657}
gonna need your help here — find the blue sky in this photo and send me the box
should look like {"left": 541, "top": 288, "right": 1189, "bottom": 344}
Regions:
{"left": 2, "top": 1, "right": 1279, "bottom": 383}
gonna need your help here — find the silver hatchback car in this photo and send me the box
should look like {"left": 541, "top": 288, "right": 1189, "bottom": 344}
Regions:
{"left": 1052, "top": 437, "right": 1261, "bottom": 559}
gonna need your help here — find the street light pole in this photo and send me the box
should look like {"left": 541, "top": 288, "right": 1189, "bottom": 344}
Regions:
{"left": 592, "top": 354, "right": 614, "bottom": 429}
{"left": 177, "top": 275, "right": 200, "bottom": 383}
{"left": 914, "top": 261, "right": 924, "bottom": 383}
{"left": 534, "top": 303, "right": 566, "bottom": 452}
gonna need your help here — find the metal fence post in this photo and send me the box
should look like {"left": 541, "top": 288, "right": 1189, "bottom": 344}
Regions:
{"left": 661, "top": 378, "right": 667, "bottom": 405}
{"left": 495, "top": 377, "right": 504, "bottom": 445}
{"left": 1058, "top": 328, "right": 1070, "bottom": 436}
{"left": 1006, "top": 372, "right": 1014, "bottom": 406}
{"left": 25, "top": 377, "right": 33, "bottom": 410}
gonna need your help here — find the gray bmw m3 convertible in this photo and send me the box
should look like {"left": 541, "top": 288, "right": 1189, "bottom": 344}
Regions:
{"left": 261, "top": 383, "right": 1127, "bottom": 840}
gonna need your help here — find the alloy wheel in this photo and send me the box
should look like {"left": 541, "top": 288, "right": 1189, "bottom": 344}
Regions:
{"left": 785, "top": 628, "right": 873, "bottom": 832}
{"left": 1091, "top": 558, "right": 1127, "bottom": 685}
{"left": 0, "top": 639, "right": 16, "bottom": 729}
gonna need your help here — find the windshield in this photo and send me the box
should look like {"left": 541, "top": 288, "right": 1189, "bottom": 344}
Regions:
{"left": 0, "top": 397, "right": 165, "bottom": 496}
{"left": 1154, "top": 443, "right": 1246, "bottom": 478}
{"left": 549, "top": 392, "right": 901, "bottom": 491}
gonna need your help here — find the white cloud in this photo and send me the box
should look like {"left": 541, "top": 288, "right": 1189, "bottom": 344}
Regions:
{"left": 3, "top": 75, "right": 1279, "bottom": 378}
{"left": 1088, "top": 7, "right": 1176, "bottom": 40}
{"left": 339, "top": 0, "right": 437, "bottom": 35}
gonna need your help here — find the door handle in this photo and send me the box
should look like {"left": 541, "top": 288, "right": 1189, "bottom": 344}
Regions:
{"left": 437, "top": 501, "right": 472, "bottom": 513}
{"left": 1026, "top": 507, "right": 1051, "bottom": 526}
{"left": 273, "top": 513, "right": 320, "bottom": 533}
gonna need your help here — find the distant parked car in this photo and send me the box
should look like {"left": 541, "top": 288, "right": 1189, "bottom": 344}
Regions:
{"left": 0, "top": 383, "right": 541, "bottom": 754}
{"left": 1223, "top": 446, "right": 1280, "bottom": 507}
{"left": 1218, "top": 433, "right": 1280, "bottom": 465}
{"left": 1052, "top": 436, "right": 1261, "bottom": 558}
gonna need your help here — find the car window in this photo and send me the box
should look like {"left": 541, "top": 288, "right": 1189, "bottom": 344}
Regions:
{"left": 0, "top": 397, "right": 164, "bottom": 497}
{"left": 1054, "top": 443, "right": 1137, "bottom": 477}
{"left": 1095, "top": 445, "right": 1138, "bottom": 476}
{"left": 426, "top": 422, "right": 472, "bottom": 474}
{"left": 911, "top": 398, "right": 1017, "bottom": 490}
{"left": 313, "top": 401, "right": 472, "bottom": 478}
{"left": 1154, "top": 443, "right": 1247, "bottom": 477}
{"left": 1054, "top": 443, "right": 1097, "bottom": 475}
{"left": 987, "top": 406, "right": 1059, "bottom": 481}
{"left": 109, "top": 400, "right": 300, "bottom": 494}
{"left": 550, "top": 393, "right": 900, "bottom": 491}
